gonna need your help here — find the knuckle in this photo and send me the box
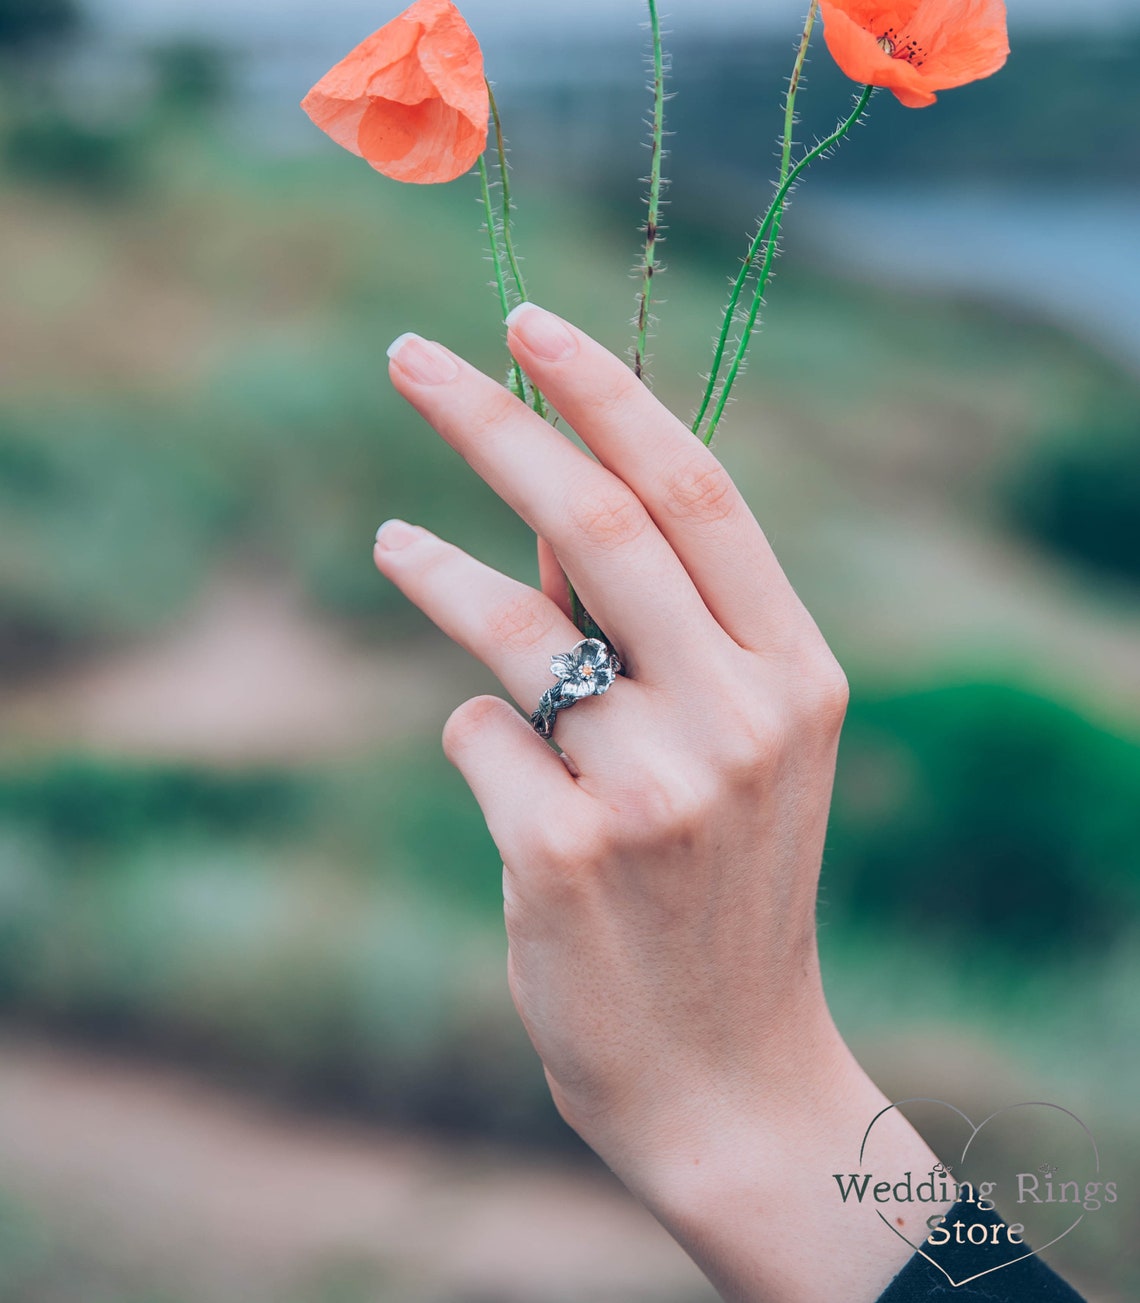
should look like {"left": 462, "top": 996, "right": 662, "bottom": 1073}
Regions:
{"left": 685, "top": 652, "right": 790, "bottom": 783}
{"left": 716, "top": 707, "right": 789, "bottom": 784}
{"left": 536, "top": 820, "right": 608, "bottom": 885}
{"left": 442, "top": 694, "right": 505, "bottom": 758}
{"left": 583, "top": 365, "right": 641, "bottom": 421}
{"left": 794, "top": 648, "right": 850, "bottom": 732}
{"left": 466, "top": 386, "right": 521, "bottom": 442}
{"left": 818, "top": 661, "right": 851, "bottom": 725}
{"left": 614, "top": 765, "right": 713, "bottom": 844}
{"left": 660, "top": 454, "right": 739, "bottom": 527}
{"left": 484, "top": 591, "right": 559, "bottom": 655}
{"left": 566, "top": 486, "right": 649, "bottom": 552}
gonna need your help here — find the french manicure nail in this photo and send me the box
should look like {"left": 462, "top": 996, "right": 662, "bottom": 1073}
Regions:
{"left": 386, "top": 333, "right": 459, "bottom": 385}
{"left": 374, "top": 519, "right": 420, "bottom": 550}
{"left": 505, "top": 302, "right": 577, "bottom": 362}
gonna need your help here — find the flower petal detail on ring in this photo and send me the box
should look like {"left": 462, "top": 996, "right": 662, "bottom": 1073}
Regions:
{"left": 580, "top": 639, "right": 607, "bottom": 667}
{"left": 550, "top": 653, "right": 578, "bottom": 679}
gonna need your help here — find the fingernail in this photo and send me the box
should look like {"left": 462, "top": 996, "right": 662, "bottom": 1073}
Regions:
{"left": 374, "top": 519, "right": 420, "bottom": 550}
{"left": 505, "top": 302, "right": 577, "bottom": 362}
{"left": 386, "top": 333, "right": 458, "bottom": 385}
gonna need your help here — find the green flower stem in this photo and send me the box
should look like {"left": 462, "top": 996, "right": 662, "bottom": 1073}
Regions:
{"left": 701, "top": 83, "right": 874, "bottom": 445}
{"left": 780, "top": 1, "right": 819, "bottom": 181}
{"left": 692, "top": 0, "right": 819, "bottom": 441}
{"left": 569, "top": 593, "right": 606, "bottom": 643}
{"left": 487, "top": 81, "right": 546, "bottom": 418}
{"left": 482, "top": 91, "right": 584, "bottom": 629}
{"left": 477, "top": 151, "right": 526, "bottom": 404}
{"left": 634, "top": 0, "right": 665, "bottom": 384}
{"left": 481, "top": 95, "right": 584, "bottom": 631}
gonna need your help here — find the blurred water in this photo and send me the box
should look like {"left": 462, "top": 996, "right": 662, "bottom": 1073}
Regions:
{"left": 796, "top": 186, "right": 1140, "bottom": 371}
{"left": 83, "top": 0, "right": 804, "bottom": 59}
{"left": 83, "top": 0, "right": 1140, "bottom": 37}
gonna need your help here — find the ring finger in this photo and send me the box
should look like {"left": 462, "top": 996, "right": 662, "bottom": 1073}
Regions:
{"left": 372, "top": 519, "right": 643, "bottom": 770}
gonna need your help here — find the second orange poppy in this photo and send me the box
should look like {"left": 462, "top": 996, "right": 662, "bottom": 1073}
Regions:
{"left": 819, "top": 0, "right": 1009, "bottom": 108}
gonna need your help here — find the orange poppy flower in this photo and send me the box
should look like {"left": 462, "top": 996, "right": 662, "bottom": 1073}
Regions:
{"left": 301, "top": 0, "right": 488, "bottom": 184}
{"left": 818, "top": 0, "right": 1009, "bottom": 108}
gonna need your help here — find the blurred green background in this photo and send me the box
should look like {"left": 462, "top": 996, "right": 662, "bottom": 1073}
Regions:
{"left": 0, "top": 0, "right": 1137, "bottom": 1299}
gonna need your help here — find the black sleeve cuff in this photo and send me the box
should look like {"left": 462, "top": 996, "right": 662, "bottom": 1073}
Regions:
{"left": 876, "top": 1199, "right": 1087, "bottom": 1301}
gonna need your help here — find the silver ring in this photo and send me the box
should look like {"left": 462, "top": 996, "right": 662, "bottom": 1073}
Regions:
{"left": 530, "top": 637, "right": 623, "bottom": 739}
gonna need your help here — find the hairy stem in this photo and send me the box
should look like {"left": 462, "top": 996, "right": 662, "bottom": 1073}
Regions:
{"left": 692, "top": 0, "right": 820, "bottom": 440}
{"left": 634, "top": 0, "right": 666, "bottom": 384}
{"left": 781, "top": 0, "right": 819, "bottom": 181}
{"left": 487, "top": 80, "right": 546, "bottom": 418}
{"left": 702, "top": 83, "right": 874, "bottom": 445}
{"left": 477, "top": 152, "right": 526, "bottom": 404}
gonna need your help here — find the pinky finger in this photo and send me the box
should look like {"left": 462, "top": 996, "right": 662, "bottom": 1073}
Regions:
{"left": 442, "top": 694, "right": 581, "bottom": 860}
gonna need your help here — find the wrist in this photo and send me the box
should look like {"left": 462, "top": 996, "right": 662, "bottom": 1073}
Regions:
{"left": 567, "top": 948, "right": 836, "bottom": 1204}
{"left": 625, "top": 1021, "right": 939, "bottom": 1303}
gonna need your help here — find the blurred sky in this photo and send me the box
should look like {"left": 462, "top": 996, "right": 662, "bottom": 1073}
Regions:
{"left": 85, "top": 0, "right": 1140, "bottom": 39}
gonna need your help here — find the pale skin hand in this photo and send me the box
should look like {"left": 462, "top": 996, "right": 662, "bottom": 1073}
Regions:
{"left": 374, "top": 304, "right": 945, "bottom": 1303}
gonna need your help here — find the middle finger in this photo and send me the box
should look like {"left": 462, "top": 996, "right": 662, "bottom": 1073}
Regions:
{"left": 386, "top": 332, "right": 715, "bottom": 678}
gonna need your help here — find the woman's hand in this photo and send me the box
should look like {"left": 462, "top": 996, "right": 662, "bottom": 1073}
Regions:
{"left": 374, "top": 305, "right": 942, "bottom": 1303}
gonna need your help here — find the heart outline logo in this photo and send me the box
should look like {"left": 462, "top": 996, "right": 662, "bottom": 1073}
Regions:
{"left": 859, "top": 1098, "right": 1099, "bottom": 1288}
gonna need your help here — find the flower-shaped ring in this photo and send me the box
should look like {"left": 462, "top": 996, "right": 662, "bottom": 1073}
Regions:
{"left": 530, "top": 638, "right": 623, "bottom": 740}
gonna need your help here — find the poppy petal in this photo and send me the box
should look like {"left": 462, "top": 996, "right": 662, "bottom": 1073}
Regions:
{"left": 363, "top": 17, "right": 437, "bottom": 105}
{"left": 826, "top": 0, "right": 922, "bottom": 29}
{"left": 905, "top": 0, "right": 1009, "bottom": 90}
{"left": 819, "top": 2, "right": 937, "bottom": 104}
{"left": 300, "top": 89, "right": 370, "bottom": 158}
{"left": 417, "top": 4, "right": 488, "bottom": 125}
{"left": 892, "top": 83, "right": 938, "bottom": 108}
{"left": 357, "top": 96, "right": 484, "bottom": 183}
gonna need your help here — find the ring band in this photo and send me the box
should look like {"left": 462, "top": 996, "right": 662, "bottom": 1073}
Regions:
{"left": 530, "top": 637, "right": 623, "bottom": 739}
